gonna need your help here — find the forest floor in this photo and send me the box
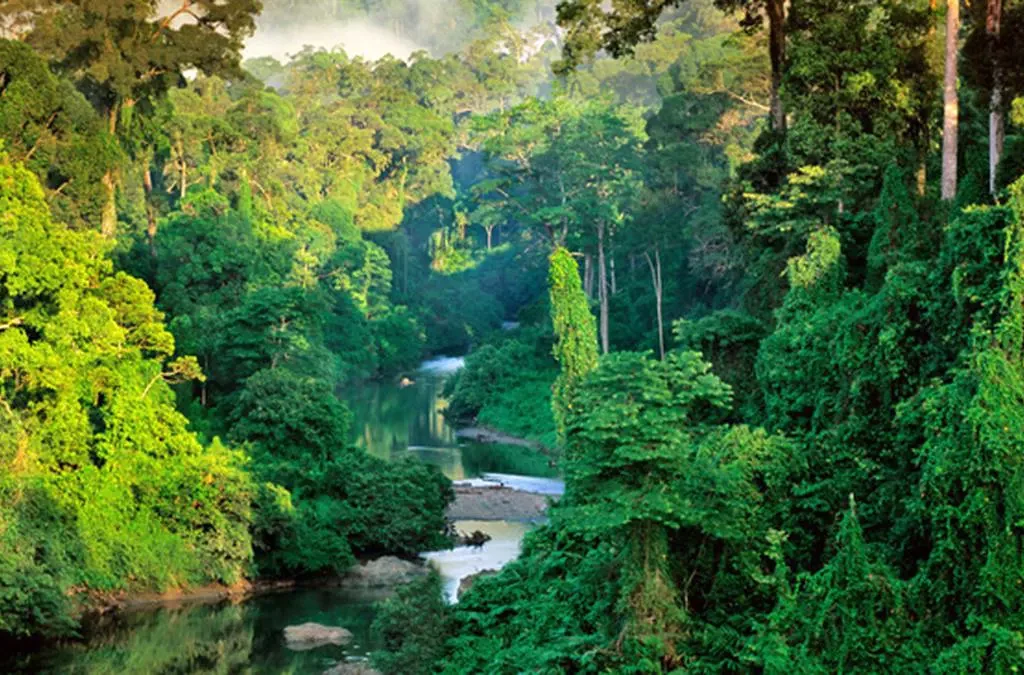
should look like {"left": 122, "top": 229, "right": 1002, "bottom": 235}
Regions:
{"left": 448, "top": 484, "right": 552, "bottom": 521}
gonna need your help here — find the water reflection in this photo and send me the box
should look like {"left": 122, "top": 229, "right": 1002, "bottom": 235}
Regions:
{"left": 342, "top": 364, "right": 459, "bottom": 464}
{"left": 341, "top": 359, "right": 557, "bottom": 481}
{"left": 1, "top": 588, "right": 389, "bottom": 675}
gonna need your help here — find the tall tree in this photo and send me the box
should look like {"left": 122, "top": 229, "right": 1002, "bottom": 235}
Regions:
{"left": 942, "top": 0, "right": 960, "bottom": 200}
{"left": 987, "top": 0, "right": 1004, "bottom": 195}
{"left": 555, "top": 0, "right": 786, "bottom": 133}
{"left": 3, "top": 0, "right": 262, "bottom": 235}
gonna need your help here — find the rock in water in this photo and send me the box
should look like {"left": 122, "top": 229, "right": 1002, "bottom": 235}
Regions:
{"left": 457, "top": 529, "right": 492, "bottom": 548}
{"left": 342, "top": 556, "right": 427, "bottom": 588}
{"left": 283, "top": 623, "right": 353, "bottom": 651}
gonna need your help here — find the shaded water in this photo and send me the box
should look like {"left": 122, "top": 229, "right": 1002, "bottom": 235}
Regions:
{"left": 343, "top": 357, "right": 558, "bottom": 481}
{"left": 1, "top": 588, "right": 387, "bottom": 675}
{"left": 6, "top": 357, "right": 556, "bottom": 672}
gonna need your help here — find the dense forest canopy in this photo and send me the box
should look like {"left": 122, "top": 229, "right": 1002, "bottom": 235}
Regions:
{"left": 2, "top": 0, "right": 1024, "bottom": 671}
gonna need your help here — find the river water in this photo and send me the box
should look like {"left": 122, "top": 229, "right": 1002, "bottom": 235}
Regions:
{"left": 3, "top": 357, "right": 557, "bottom": 674}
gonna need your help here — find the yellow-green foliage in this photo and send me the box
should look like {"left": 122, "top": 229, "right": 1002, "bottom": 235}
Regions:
{"left": 549, "top": 247, "right": 599, "bottom": 448}
{"left": 0, "top": 156, "right": 254, "bottom": 637}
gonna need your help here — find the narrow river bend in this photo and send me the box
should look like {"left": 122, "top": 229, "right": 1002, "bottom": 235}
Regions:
{"left": 2, "top": 357, "right": 560, "bottom": 674}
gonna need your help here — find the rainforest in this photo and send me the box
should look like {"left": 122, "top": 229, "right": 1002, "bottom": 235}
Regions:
{"left": 1, "top": 0, "right": 1024, "bottom": 672}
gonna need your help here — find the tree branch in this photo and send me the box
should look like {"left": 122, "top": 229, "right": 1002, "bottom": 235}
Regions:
{"left": 714, "top": 89, "right": 771, "bottom": 112}
{"left": 24, "top": 111, "right": 59, "bottom": 161}
{"left": 151, "top": 0, "right": 199, "bottom": 43}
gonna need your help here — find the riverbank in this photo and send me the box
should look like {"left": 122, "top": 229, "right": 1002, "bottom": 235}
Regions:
{"left": 455, "top": 425, "right": 549, "bottom": 451}
{"left": 80, "top": 556, "right": 429, "bottom": 620}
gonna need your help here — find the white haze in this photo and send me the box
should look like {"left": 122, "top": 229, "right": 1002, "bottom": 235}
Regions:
{"left": 243, "top": 19, "right": 426, "bottom": 63}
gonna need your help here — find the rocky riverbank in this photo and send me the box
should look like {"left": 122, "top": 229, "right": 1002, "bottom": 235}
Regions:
{"left": 448, "top": 483, "right": 551, "bottom": 520}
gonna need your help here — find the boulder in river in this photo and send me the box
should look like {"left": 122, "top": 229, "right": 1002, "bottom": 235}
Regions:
{"left": 456, "top": 529, "right": 492, "bottom": 548}
{"left": 342, "top": 556, "right": 427, "bottom": 588}
{"left": 283, "top": 622, "right": 352, "bottom": 650}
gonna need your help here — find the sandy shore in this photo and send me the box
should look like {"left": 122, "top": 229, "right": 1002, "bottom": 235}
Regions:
{"left": 448, "top": 484, "right": 552, "bottom": 521}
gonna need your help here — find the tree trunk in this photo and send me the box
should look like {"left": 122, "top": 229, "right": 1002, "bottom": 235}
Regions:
{"left": 645, "top": 248, "right": 665, "bottom": 360}
{"left": 486, "top": 224, "right": 494, "bottom": 250}
{"left": 941, "top": 0, "right": 959, "bottom": 201}
{"left": 918, "top": 0, "right": 939, "bottom": 197}
{"left": 767, "top": 0, "right": 787, "bottom": 134}
{"left": 100, "top": 101, "right": 120, "bottom": 238}
{"left": 987, "top": 0, "right": 1003, "bottom": 195}
{"left": 584, "top": 252, "right": 594, "bottom": 299}
{"left": 101, "top": 170, "right": 117, "bottom": 238}
{"left": 597, "top": 222, "right": 610, "bottom": 355}
{"left": 610, "top": 254, "right": 617, "bottom": 295}
{"left": 142, "top": 163, "right": 157, "bottom": 255}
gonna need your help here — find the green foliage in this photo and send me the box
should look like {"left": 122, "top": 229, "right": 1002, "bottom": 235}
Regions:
{"left": 549, "top": 247, "right": 599, "bottom": 447}
{"left": 371, "top": 570, "right": 456, "bottom": 675}
{"left": 445, "top": 327, "right": 559, "bottom": 446}
{"left": 674, "top": 310, "right": 767, "bottom": 419}
{"left": 428, "top": 351, "right": 792, "bottom": 672}
{"left": 228, "top": 367, "right": 451, "bottom": 576}
{"left": 0, "top": 155, "right": 253, "bottom": 636}
{"left": 0, "top": 40, "right": 119, "bottom": 229}
{"left": 751, "top": 500, "right": 919, "bottom": 671}
{"left": 12, "top": 0, "right": 1024, "bottom": 668}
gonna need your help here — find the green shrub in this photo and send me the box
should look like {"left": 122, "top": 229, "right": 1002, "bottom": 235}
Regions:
{"left": 372, "top": 570, "right": 455, "bottom": 675}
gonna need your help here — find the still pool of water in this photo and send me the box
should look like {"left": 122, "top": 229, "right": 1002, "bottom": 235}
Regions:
{"left": 0, "top": 587, "right": 388, "bottom": 675}
{"left": 341, "top": 357, "right": 558, "bottom": 481}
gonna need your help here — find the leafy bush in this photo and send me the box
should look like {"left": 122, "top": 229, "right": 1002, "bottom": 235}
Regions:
{"left": 371, "top": 570, "right": 455, "bottom": 675}
{"left": 0, "top": 157, "right": 255, "bottom": 637}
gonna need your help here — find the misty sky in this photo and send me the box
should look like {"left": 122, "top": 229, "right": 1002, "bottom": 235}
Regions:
{"left": 243, "top": 19, "right": 424, "bottom": 62}
{"left": 239, "top": 0, "right": 557, "bottom": 63}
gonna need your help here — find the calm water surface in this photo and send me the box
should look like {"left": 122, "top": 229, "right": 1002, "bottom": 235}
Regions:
{"left": 1, "top": 587, "right": 387, "bottom": 675}
{"left": 5, "top": 357, "right": 556, "bottom": 673}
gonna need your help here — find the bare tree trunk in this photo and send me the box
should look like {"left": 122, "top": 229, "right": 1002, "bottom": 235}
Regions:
{"left": 987, "top": 0, "right": 1004, "bottom": 195}
{"left": 584, "top": 252, "right": 594, "bottom": 299}
{"left": 598, "top": 222, "right": 610, "bottom": 355}
{"left": 201, "top": 355, "right": 208, "bottom": 407}
{"left": 177, "top": 139, "right": 188, "bottom": 200}
{"left": 941, "top": 0, "right": 960, "bottom": 201}
{"left": 486, "top": 224, "right": 494, "bottom": 250}
{"left": 767, "top": 0, "right": 787, "bottom": 134}
{"left": 645, "top": 248, "right": 665, "bottom": 360}
{"left": 610, "top": 255, "right": 617, "bottom": 295}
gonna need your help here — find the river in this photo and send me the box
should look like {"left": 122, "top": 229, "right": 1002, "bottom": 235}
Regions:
{"left": 2, "top": 357, "right": 558, "bottom": 674}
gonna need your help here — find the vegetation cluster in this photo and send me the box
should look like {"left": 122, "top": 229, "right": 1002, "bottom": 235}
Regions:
{"left": 4, "top": 0, "right": 1024, "bottom": 671}
{"left": 375, "top": 0, "right": 1024, "bottom": 672}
